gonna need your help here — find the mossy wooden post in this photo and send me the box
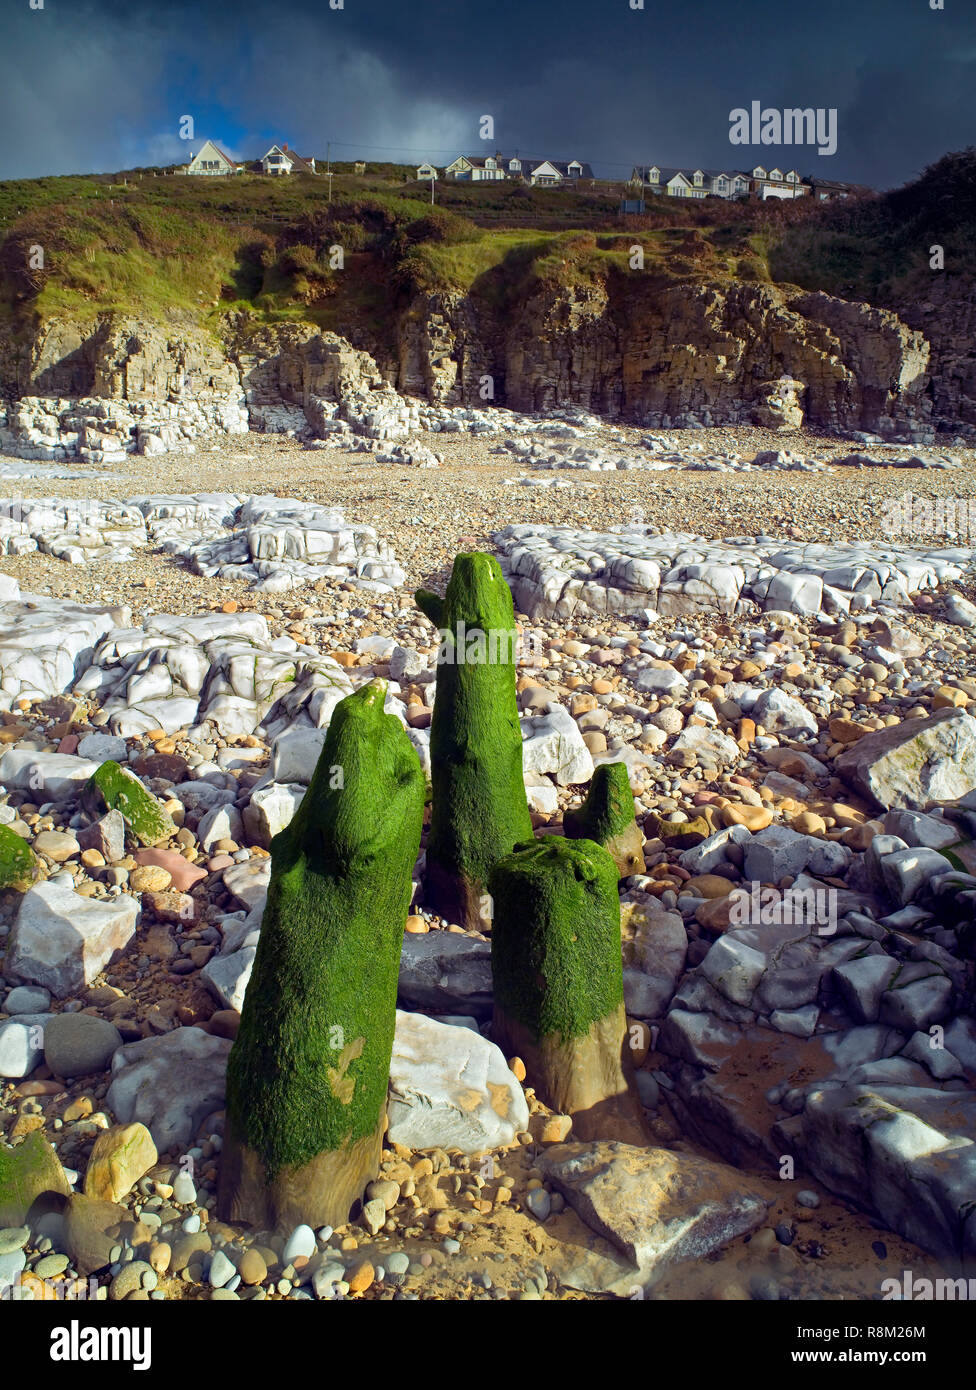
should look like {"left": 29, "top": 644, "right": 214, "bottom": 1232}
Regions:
{"left": 489, "top": 837, "right": 647, "bottom": 1144}
{"left": 564, "top": 760, "right": 644, "bottom": 877}
{"left": 218, "top": 680, "right": 425, "bottom": 1232}
{"left": 416, "top": 552, "right": 533, "bottom": 931}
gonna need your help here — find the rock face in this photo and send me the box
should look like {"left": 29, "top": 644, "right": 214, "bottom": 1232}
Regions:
{"left": 387, "top": 1011, "right": 528, "bottom": 1152}
{"left": 836, "top": 708, "right": 976, "bottom": 810}
{"left": 0, "top": 269, "right": 960, "bottom": 464}
{"left": 397, "top": 279, "right": 938, "bottom": 438}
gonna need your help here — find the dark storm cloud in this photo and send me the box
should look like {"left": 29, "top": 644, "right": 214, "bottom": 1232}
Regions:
{"left": 1, "top": 0, "right": 973, "bottom": 186}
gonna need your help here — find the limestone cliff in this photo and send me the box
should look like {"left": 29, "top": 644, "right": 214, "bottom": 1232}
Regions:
{"left": 396, "top": 278, "right": 939, "bottom": 439}
{"left": 0, "top": 272, "right": 970, "bottom": 455}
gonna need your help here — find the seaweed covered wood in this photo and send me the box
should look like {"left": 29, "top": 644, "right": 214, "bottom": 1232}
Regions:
{"left": 564, "top": 760, "right": 644, "bottom": 876}
{"left": 489, "top": 836, "right": 647, "bottom": 1143}
{"left": 416, "top": 552, "right": 533, "bottom": 930}
{"left": 218, "top": 680, "right": 425, "bottom": 1231}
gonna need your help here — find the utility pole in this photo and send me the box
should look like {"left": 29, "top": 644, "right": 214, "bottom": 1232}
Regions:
{"left": 431, "top": 173, "right": 435, "bottom": 206}
{"left": 326, "top": 141, "right": 332, "bottom": 203}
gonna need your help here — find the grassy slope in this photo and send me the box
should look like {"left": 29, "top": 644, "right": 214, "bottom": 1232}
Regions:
{"left": 0, "top": 151, "right": 972, "bottom": 354}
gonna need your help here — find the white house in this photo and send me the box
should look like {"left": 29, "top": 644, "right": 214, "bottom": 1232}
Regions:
{"left": 259, "top": 143, "right": 317, "bottom": 176}
{"left": 416, "top": 162, "right": 439, "bottom": 181}
{"left": 186, "top": 140, "right": 240, "bottom": 176}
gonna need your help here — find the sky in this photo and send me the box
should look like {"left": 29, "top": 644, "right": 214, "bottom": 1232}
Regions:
{"left": 2, "top": 0, "right": 973, "bottom": 189}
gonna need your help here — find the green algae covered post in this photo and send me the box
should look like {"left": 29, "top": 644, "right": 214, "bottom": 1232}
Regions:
{"left": 416, "top": 552, "right": 533, "bottom": 930}
{"left": 219, "top": 680, "right": 425, "bottom": 1231}
{"left": 489, "top": 836, "right": 647, "bottom": 1144}
{"left": 564, "top": 760, "right": 645, "bottom": 876}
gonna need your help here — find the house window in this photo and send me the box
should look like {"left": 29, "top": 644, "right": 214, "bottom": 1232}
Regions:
{"left": 648, "top": 169, "right": 659, "bottom": 182}
{"left": 693, "top": 172, "right": 703, "bottom": 185}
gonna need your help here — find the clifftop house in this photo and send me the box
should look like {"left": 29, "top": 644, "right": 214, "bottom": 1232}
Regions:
{"left": 630, "top": 163, "right": 856, "bottom": 202}
{"left": 185, "top": 140, "right": 242, "bottom": 176}
{"left": 184, "top": 140, "right": 317, "bottom": 176}
{"left": 258, "top": 143, "right": 317, "bottom": 176}
{"left": 439, "top": 153, "right": 594, "bottom": 185}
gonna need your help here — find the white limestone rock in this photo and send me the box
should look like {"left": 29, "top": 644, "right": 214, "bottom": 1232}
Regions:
{"left": 6, "top": 874, "right": 139, "bottom": 999}
{"left": 387, "top": 1010, "right": 528, "bottom": 1153}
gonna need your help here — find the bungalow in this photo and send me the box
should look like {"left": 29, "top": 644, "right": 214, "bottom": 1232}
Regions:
{"left": 805, "top": 176, "right": 854, "bottom": 201}
{"left": 259, "top": 143, "right": 317, "bottom": 176}
{"left": 186, "top": 140, "right": 241, "bottom": 176}
{"left": 524, "top": 159, "right": 593, "bottom": 186}
{"left": 631, "top": 164, "right": 806, "bottom": 200}
{"left": 444, "top": 153, "right": 507, "bottom": 181}
{"left": 416, "top": 162, "right": 439, "bottom": 181}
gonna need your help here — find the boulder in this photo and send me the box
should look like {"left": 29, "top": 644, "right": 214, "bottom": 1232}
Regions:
{"left": 6, "top": 874, "right": 139, "bottom": 998}
{"left": 836, "top": 708, "right": 976, "bottom": 810}
{"left": 539, "top": 1141, "right": 767, "bottom": 1287}
{"left": 387, "top": 1011, "right": 528, "bottom": 1152}
{"left": 106, "top": 1027, "right": 232, "bottom": 1153}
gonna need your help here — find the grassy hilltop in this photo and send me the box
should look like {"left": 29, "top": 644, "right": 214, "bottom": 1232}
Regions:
{"left": 0, "top": 151, "right": 973, "bottom": 353}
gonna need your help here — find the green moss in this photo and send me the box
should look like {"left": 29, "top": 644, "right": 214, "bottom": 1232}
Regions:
{"left": 564, "top": 762, "right": 636, "bottom": 844}
{"left": 0, "top": 1130, "right": 70, "bottom": 1225}
{"left": 81, "top": 761, "right": 175, "bottom": 847}
{"left": 224, "top": 680, "right": 424, "bottom": 1179}
{"left": 416, "top": 553, "right": 533, "bottom": 926}
{"left": 0, "top": 823, "right": 38, "bottom": 891}
{"left": 488, "top": 836, "right": 623, "bottom": 1045}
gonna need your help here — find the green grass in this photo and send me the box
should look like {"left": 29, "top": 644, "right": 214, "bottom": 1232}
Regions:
{"left": 2, "top": 150, "right": 972, "bottom": 351}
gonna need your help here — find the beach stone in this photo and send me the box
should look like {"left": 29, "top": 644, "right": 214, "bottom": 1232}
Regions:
{"left": 835, "top": 707, "right": 976, "bottom": 810}
{"left": 77, "top": 733, "right": 128, "bottom": 763}
{"left": 539, "top": 1141, "right": 766, "bottom": 1287}
{"left": 0, "top": 750, "right": 101, "bottom": 802}
{"left": 0, "top": 1014, "right": 52, "bottom": 1079}
{"left": 0, "top": 1131, "right": 70, "bottom": 1226}
{"left": 110, "top": 1259, "right": 155, "bottom": 1300}
{"left": 32, "top": 830, "right": 79, "bottom": 863}
{"left": 6, "top": 875, "right": 139, "bottom": 998}
{"left": 62, "top": 1193, "right": 127, "bottom": 1274}
{"left": 2, "top": 985, "right": 51, "bottom": 1015}
{"left": 752, "top": 689, "right": 818, "bottom": 736}
{"left": 387, "top": 1011, "right": 528, "bottom": 1152}
{"left": 521, "top": 706, "right": 595, "bottom": 785}
{"left": 239, "top": 1248, "right": 267, "bottom": 1285}
{"left": 106, "top": 1028, "right": 232, "bottom": 1153}
{"left": 133, "top": 847, "right": 207, "bottom": 892}
{"left": 77, "top": 811, "right": 126, "bottom": 864}
{"left": 83, "top": 1123, "right": 157, "bottom": 1204}
{"left": 398, "top": 931, "right": 493, "bottom": 1017}
{"left": 44, "top": 1013, "right": 122, "bottom": 1078}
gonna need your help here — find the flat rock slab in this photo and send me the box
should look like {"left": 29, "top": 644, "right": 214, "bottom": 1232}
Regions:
{"left": 387, "top": 1010, "right": 528, "bottom": 1153}
{"left": 539, "top": 1141, "right": 768, "bottom": 1288}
